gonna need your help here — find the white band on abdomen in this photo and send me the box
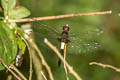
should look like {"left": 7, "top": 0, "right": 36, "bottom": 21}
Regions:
{"left": 61, "top": 42, "right": 65, "bottom": 49}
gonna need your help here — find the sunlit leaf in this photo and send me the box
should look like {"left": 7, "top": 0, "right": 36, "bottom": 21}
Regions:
{"left": 17, "top": 37, "right": 26, "bottom": 55}
{"left": 1, "top": 0, "right": 16, "bottom": 16}
{"left": 0, "top": 21, "right": 17, "bottom": 70}
{"left": 9, "top": 6, "right": 31, "bottom": 19}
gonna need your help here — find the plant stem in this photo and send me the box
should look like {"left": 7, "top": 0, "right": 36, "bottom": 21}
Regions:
{"left": 0, "top": 59, "right": 21, "bottom": 80}
{"left": 9, "top": 10, "right": 112, "bottom": 23}
{"left": 44, "top": 38, "right": 82, "bottom": 80}
{"left": 10, "top": 64, "right": 27, "bottom": 80}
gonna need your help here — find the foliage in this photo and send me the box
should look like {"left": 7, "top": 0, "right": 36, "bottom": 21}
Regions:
{"left": 0, "top": 0, "right": 30, "bottom": 70}
{"left": 0, "top": 21, "right": 17, "bottom": 70}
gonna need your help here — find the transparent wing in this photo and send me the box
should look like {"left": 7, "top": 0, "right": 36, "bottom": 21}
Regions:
{"left": 30, "top": 22, "right": 103, "bottom": 54}
{"left": 67, "top": 29, "right": 103, "bottom": 54}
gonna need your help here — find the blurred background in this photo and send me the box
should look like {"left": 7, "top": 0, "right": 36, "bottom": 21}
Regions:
{"left": 20, "top": 0, "right": 120, "bottom": 80}
{"left": 1, "top": 0, "right": 120, "bottom": 80}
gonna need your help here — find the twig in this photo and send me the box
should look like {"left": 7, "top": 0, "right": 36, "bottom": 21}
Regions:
{"left": 30, "top": 41, "right": 54, "bottom": 80}
{"left": 64, "top": 44, "right": 69, "bottom": 80}
{"left": 41, "top": 71, "right": 48, "bottom": 80}
{"left": 10, "top": 64, "right": 27, "bottom": 80}
{"left": 7, "top": 75, "right": 12, "bottom": 80}
{"left": 9, "top": 10, "right": 112, "bottom": 23}
{"left": 23, "top": 38, "right": 33, "bottom": 80}
{"left": 44, "top": 38, "right": 82, "bottom": 80}
{"left": 31, "top": 49, "right": 44, "bottom": 80}
{"left": 17, "top": 33, "right": 33, "bottom": 80}
{"left": 27, "top": 45, "right": 33, "bottom": 80}
{"left": 118, "top": 13, "right": 120, "bottom": 16}
{"left": 0, "top": 59, "right": 21, "bottom": 80}
{"left": 89, "top": 62, "right": 120, "bottom": 72}
{"left": 24, "top": 35, "right": 54, "bottom": 80}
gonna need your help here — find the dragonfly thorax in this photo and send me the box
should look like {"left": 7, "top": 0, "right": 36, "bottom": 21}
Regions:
{"left": 58, "top": 24, "right": 70, "bottom": 43}
{"left": 61, "top": 31, "right": 69, "bottom": 43}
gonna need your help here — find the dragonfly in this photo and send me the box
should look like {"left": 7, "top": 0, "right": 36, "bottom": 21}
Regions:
{"left": 19, "top": 22, "right": 103, "bottom": 68}
{"left": 21, "top": 22, "right": 103, "bottom": 55}
{"left": 29, "top": 22, "right": 102, "bottom": 54}
{"left": 57, "top": 24, "right": 70, "bottom": 67}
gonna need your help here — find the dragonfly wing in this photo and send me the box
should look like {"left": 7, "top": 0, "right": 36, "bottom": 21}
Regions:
{"left": 30, "top": 22, "right": 102, "bottom": 54}
{"left": 67, "top": 32, "right": 102, "bottom": 54}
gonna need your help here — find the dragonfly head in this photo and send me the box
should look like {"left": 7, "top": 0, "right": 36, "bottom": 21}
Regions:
{"left": 63, "top": 24, "right": 69, "bottom": 31}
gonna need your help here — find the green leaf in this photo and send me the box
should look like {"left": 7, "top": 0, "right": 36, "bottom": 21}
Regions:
{"left": 1, "top": 0, "right": 16, "bottom": 10}
{"left": 17, "top": 37, "right": 26, "bottom": 55}
{"left": 9, "top": 6, "right": 31, "bottom": 19}
{"left": 0, "top": 21, "right": 17, "bottom": 70}
{"left": 15, "top": 27, "right": 25, "bottom": 37}
{"left": 1, "top": 0, "right": 16, "bottom": 16}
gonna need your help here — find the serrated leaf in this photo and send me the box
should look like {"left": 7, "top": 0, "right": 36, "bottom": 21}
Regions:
{"left": 1, "top": 0, "right": 16, "bottom": 17}
{"left": 17, "top": 37, "right": 26, "bottom": 55}
{"left": 9, "top": 6, "right": 31, "bottom": 19}
{"left": 0, "top": 21, "right": 17, "bottom": 70}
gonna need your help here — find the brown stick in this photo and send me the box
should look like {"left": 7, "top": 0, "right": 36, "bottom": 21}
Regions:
{"left": 10, "top": 64, "right": 27, "bottom": 80}
{"left": 44, "top": 38, "right": 82, "bottom": 80}
{"left": 9, "top": 10, "right": 112, "bottom": 23}
{"left": 89, "top": 62, "right": 120, "bottom": 72}
{"left": 64, "top": 44, "right": 69, "bottom": 80}
{"left": 0, "top": 59, "right": 21, "bottom": 80}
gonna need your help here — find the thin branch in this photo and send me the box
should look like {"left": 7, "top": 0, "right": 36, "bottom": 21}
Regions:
{"left": 9, "top": 64, "right": 27, "bottom": 80}
{"left": 16, "top": 28, "right": 54, "bottom": 80}
{"left": 28, "top": 51, "right": 33, "bottom": 80}
{"left": 7, "top": 75, "right": 12, "bottom": 80}
{"left": 17, "top": 33, "right": 33, "bottom": 80}
{"left": 23, "top": 37, "right": 33, "bottom": 80}
{"left": 31, "top": 49, "right": 44, "bottom": 80}
{"left": 0, "top": 59, "right": 21, "bottom": 80}
{"left": 41, "top": 71, "right": 48, "bottom": 80}
{"left": 27, "top": 44, "right": 33, "bottom": 80}
{"left": 30, "top": 41, "right": 54, "bottom": 80}
{"left": 118, "top": 13, "right": 120, "bottom": 16}
{"left": 44, "top": 38, "right": 82, "bottom": 80}
{"left": 64, "top": 44, "right": 69, "bottom": 80}
{"left": 89, "top": 62, "right": 120, "bottom": 72}
{"left": 24, "top": 35, "right": 54, "bottom": 80}
{"left": 9, "top": 10, "right": 112, "bottom": 23}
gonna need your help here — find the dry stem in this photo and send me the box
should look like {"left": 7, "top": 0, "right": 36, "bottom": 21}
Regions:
{"left": 9, "top": 10, "right": 112, "bottom": 23}
{"left": 25, "top": 36, "right": 54, "bottom": 80}
{"left": 27, "top": 46, "right": 33, "bottom": 80}
{"left": 118, "top": 13, "right": 120, "bottom": 16}
{"left": 23, "top": 38, "right": 33, "bottom": 80}
{"left": 7, "top": 74, "right": 12, "bottom": 80}
{"left": 89, "top": 62, "right": 120, "bottom": 72}
{"left": 0, "top": 59, "right": 21, "bottom": 80}
{"left": 44, "top": 38, "right": 82, "bottom": 80}
{"left": 64, "top": 44, "right": 69, "bottom": 80}
{"left": 41, "top": 71, "right": 48, "bottom": 80}
{"left": 31, "top": 49, "right": 44, "bottom": 80}
{"left": 18, "top": 34, "right": 33, "bottom": 80}
{"left": 10, "top": 64, "right": 27, "bottom": 80}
